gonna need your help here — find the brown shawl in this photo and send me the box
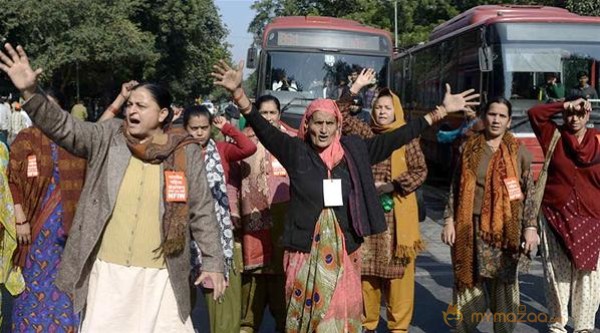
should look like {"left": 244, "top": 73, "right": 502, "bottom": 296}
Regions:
{"left": 123, "top": 125, "right": 199, "bottom": 256}
{"left": 454, "top": 132, "right": 522, "bottom": 290}
{"left": 8, "top": 127, "right": 86, "bottom": 267}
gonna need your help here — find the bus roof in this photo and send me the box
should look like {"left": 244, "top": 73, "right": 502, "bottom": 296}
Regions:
{"left": 430, "top": 5, "right": 600, "bottom": 40}
{"left": 263, "top": 16, "right": 392, "bottom": 46}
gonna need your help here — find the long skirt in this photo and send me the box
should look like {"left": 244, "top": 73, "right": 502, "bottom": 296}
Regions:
{"left": 81, "top": 259, "right": 194, "bottom": 332}
{"left": 284, "top": 209, "right": 362, "bottom": 333}
{"left": 11, "top": 146, "right": 78, "bottom": 332}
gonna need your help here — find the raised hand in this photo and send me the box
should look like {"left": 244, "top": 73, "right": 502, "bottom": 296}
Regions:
{"left": 120, "top": 80, "right": 139, "bottom": 100}
{"left": 212, "top": 116, "right": 228, "bottom": 130}
{"left": 211, "top": 60, "right": 244, "bottom": 93}
{"left": 351, "top": 68, "right": 376, "bottom": 93}
{"left": 564, "top": 98, "right": 592, "bottom": 113}
{"left": 442, "top": 84, "right": 480, "bottom": 113}
{"left": 0, "top": 44, "right": 42, "bottom": 99}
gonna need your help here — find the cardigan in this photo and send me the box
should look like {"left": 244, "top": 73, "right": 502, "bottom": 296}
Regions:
{"left": 245, "top": 106, "right": 429, "bottom": 253}
{"left": 22, "top": 93, "right": 223, "bottom": 322}
{"left": 528, "top": 102, "right": 600, "bottom": 218}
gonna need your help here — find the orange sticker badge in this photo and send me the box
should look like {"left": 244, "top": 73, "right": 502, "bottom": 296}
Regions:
{"left": 165, "top": 171, "right": 188, "bottom": 202}
{"left": 503, "top": 177, "right": 524, "bottom": 201}
{"left": 271, "top": 157, "right": 287, "bottom": 177}
{"left": 27, "top": 155, "right": 39, "bottom": 178}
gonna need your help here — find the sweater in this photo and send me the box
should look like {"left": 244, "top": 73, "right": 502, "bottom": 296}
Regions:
{"left": 528, "top": 102, "right": 600, "bottom": 218}
{"left": 215, "top": 123, "right": 257, "bottom": 180}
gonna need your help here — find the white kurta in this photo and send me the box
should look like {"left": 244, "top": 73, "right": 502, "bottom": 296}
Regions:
{"left": 81, "top": 259, "right": 194, "bottom": 333}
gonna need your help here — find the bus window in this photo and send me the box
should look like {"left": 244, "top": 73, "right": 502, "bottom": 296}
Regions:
{"left": 263, "top": 51, "right": 389, "bottom": 108}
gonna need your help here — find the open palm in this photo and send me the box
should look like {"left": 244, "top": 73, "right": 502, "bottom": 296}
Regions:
{"left": 0, "top": 44, "right": 42, "bottom": 97}
{"left": 211, "top": 60, "right": 244, "bottom": 93}
{"left": 442, "top": 84, "right": 480, "bottom": 113}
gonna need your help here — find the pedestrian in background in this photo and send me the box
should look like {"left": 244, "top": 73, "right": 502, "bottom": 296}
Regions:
{"left": 529, "top": 98, "right": 600, "bottom": 333}
{"left": 443, "top": 97, "right": 538, "bottom": 333}
{"left": 0, "top": 96, "right": 10, "bottom": 146}
{"left": 8, "top": 88, "right": 86, "bottom": 331}
{"left": 70, "top": 100, "right": 87, "bottom": 121}
{"left": 8, "top": 101, "right": 31, "bottom": 145}
{"left": 569, "top": 71, "right": 598, "bottom": 100}
{"left": 213, "top": 59, "right": 478, "bottom": 332}
{"left": 341, "top": 69, "right": 427, "bottom": 333}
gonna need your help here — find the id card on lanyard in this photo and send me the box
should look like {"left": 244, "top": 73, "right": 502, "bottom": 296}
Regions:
{"left": 323, "top": 178, "right": 343, "bottom": 207}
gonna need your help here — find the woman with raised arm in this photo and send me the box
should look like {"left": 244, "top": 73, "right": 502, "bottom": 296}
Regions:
{"left": 339, "top": 69, "right": 427, "bottom": 332}
{"left": 212, "top": 60, "right": 479, "bottom": 331}
{"left": 529, "top": 98, "right": 600, "bottom": 333}
{"left": 0, "top": 43, "right": 225, "bottom": 332}
{"left": 98, "top": 80, "right": 139, "bottom": 122}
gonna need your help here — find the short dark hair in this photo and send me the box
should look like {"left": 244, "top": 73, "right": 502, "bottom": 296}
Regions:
{"left": 482, "top": 96, "right": 512, "bottom": 117}
{"left": 183, "top": 105, "right": 212, "bottom": 128}
{"left": 577, "top": 71, "right": 588, "bottom": 79}
{"left": 131, "top": 83, "right": 174, "bottom": 129}
{"left": 255, "top": 95, "right": 281, "bottom": 113}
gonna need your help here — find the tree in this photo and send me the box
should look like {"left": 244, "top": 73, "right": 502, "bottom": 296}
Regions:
{"left": 0, "top": 0, "right": 231, "bottom": 106}
{"left": 0, "top": 0, "right": 157, "bottom": 103}
{"left": 566, "top": 0, "right": 600, "bottom": 16}
{"left": 133, "top": 0, "right": 231, "bottom": 104}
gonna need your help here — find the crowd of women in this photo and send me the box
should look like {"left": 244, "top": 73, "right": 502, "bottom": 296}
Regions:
{"left": 0, "top": 41, "right": 598, "bottom": 333}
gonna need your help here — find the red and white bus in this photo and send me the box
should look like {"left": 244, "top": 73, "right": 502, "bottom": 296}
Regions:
{"left": 247, "top": 16, "right": 393, "bottom": 127}
{"left": 392, "top": 5, "right": 600, "bottom": 178}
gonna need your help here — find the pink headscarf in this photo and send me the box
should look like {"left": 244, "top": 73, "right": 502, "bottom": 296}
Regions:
{"left": 297, "top": 99, "right": 345, "bottom": 173}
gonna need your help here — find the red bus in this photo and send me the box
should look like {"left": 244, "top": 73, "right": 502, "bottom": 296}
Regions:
{"left": 247, "top": 16, "right": 393, "bottom": 127}
{"left": 392, "top": 5, "right": 600, "bottom": 179}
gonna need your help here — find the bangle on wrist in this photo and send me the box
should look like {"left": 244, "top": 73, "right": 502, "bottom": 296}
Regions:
{"left": 238, "top": 101, "right": 252, "bottom": 111}
{"left": 524, "top": 226, "right": 537, "bottom": 231}
{"left": 233, "top": 87, "right": 244, "bottom": 101}
{"left": 107, "top": 105, "right": 120, "bottom": 115}
{"left": 15, "top": 220, "right": 28, "bottom": 225}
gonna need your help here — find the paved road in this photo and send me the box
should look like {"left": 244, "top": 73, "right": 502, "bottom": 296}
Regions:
{"left": 193, "top": 184, "right": 600, "bottom": 333}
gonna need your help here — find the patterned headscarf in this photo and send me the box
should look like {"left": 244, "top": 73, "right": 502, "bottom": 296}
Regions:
{"left": 297, "top": 99, "right": 345, "bottom": 172}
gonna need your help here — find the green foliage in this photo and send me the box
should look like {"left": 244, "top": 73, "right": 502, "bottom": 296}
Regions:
{"left": 134, "top": 0, "right": 230, "bottom": 103}
{"left": 566, "top": 0, "right": 600, "bottom": 16}
{"left": 243, "top": 70, "right": 259, "bottom": 97}
{"left": 0, "top": 0, "right": 230, "bottom": 106}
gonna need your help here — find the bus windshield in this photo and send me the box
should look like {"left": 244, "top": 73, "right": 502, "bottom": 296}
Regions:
{"left": 492, "top": 23, "right": 600, "bottom": 132}
{"left": 263, "top": 51, "right": 389, "bottom": 112}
